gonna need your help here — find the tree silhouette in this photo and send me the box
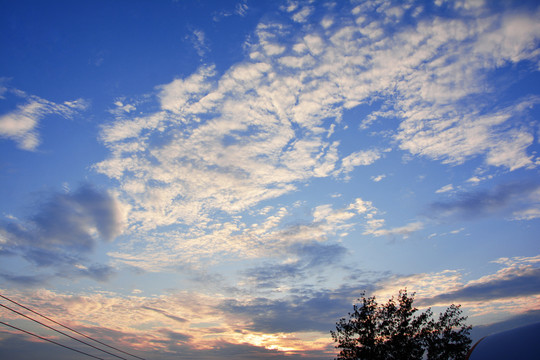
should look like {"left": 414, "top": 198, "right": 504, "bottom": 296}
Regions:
{"left": 331, "top": 290, "right": 471, "bottom": 360}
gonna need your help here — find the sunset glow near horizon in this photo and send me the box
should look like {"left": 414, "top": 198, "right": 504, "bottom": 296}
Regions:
{"left": 1, "top": 0, "right": 540, "bottom": 359}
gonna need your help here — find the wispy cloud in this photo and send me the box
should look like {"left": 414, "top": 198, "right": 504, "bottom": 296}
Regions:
{"left": 338, "top": 149, "right": 381, "bottom": 176}
{"left": 235, "top": 1, "right": 248, "bottom": 17}
{"left": 0, "top": 89, "right": 87, "bottom": 151}
{"left": 0, "top": 272, "right": 50, "bottom": 286}
{"left": 364, "top": 220, "right": 424, "bottom": 239}
{"left": 188, "top": 28, "right": 210, "bottom": 57}
{"left": 436, "top": 184, "right": 454, "bottom": 194}
{"left": 291, "top": 6, "right": 314, "bottom": 23}
{"left": 371, "top": 174, "right": 386, "bottom": 182}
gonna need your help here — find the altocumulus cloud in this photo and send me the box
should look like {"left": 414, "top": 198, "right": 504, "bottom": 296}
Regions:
{"left": 94, "top": 0, "right": 540, "bottom": 271}
{"left": 0, "top": 184, "right": 125, "bottom": 280}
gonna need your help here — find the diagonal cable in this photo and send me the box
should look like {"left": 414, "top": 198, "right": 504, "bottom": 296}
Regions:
{"left": 0, "top": 293, "right": 146, "bottom": 360}
{"left": 0, "top": 320, "right": 106, "bottom": 360}
{"left": 0, "top": 303, "right": 129, "bottom": 360}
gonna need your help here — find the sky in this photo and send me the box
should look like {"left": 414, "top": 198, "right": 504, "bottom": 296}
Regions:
{"left": 0, "top": 0, "right": 539, "bottom": 359}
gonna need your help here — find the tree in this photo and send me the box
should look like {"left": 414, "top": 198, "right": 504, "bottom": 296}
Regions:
{"left": 331, "top": 290, "right": 472, "bottom": 360}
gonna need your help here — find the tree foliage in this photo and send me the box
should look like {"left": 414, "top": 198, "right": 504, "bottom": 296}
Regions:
{"left": 331, "top": 290, "right": 472, "bottom": 360}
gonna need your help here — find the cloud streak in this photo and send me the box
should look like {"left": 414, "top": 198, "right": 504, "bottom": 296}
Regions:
{"left": 429, "top": 181, "right": 540, "bottom": 220}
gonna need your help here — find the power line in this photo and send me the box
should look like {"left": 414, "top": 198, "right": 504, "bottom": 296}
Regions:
{"left": 0, "top": 303, "right": 129, "bottom": 360}
{"left": 0, "top": 293, "right": 146, "bottom": 360}
{"left": 0, "top": 320, "right": 106, "bottom": 360}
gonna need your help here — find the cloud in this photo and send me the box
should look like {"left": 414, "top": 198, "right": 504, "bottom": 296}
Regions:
{"left": 421, "top": 256, "right": 540, "bottom": 305}
{"left": 0, "top": 333, "right": 85, "bottom": 360}
{"left": 188, "top": 29, "right": 209, "bottom": 57}
{"left": 142, "top": 306, "right": 189, "bottom": 324}
{"left": 3, "top": 255, "right": 538, "bottom": 360}
{"left": 429, "top": 181, "right": 540, "bottom": 220}
{"left": 371, "top": 270, "right": 464, "bottom": 304}
{"left": 436, "top": 184, "right": 454, "bottom": 194}
{"left": 156, "top": 65, "right": 216, "bottom": 115}
{"left": 0, "top": 272, "right": 50, "bottom": 286}
{"left": 363, "top": 220, "right": 424, "bottom": 239}
{"left": 0, "top": 288, "right": 337, "bottom": 358}
{"left": 292, "top": 6, "right": 314, "bottom": 23}
{"left": 109, "top": 199, "right": 364, "bottom": 272}
{"left": 512, "top": 208, "right": 540, "bottom": 220}
{"left": 241, "top": 241, "right": 348, "bottom": 288}
{"left": 0, "top": 89, "right": 87, "bottom": 150}
{"left": 235, "top": 2, "right": 248, "bottom": 17}
{"left": 158, "top": 329, "right": 192, "bottom": 343}
{"left": 219, "top": 289, "right": 353, "bottom": 333}
{"left": 0, "top": 184, "right": 125, "bottom": 271}
{"left": 96, "top": 1, "right": 540, "bottom": 264}
{"left": 360, "top": 255, "right": 540, "bottom": 327}
{"left": 338, "top": 149, "right": 381, "bottom": 175}
{"left": 69, "top": 263, "right": 116, "bottom": 282}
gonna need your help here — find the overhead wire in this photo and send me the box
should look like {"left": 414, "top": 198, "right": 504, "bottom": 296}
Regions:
{"left": 0, "top": 293, "right": 146, "bottom": 360}
{"left": 0, "top": 303, "right": 129, "bottom": 360}
{"left": 0, "top": 320, "right": 106, "bottom": 360}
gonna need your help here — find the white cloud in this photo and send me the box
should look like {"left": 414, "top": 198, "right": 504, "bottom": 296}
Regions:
{"left": 0, "top": 100, "right": 43, "bottom": 150}
{"left": 512, "top": 208, "right": 540, "bottom": 221}
{"left": 302, "top": 34, "right": 325, "bottom": 55}
{"left": 158, "top": 65, "right": 216, "bottom": 114}
{"left": 371, "top": 174, "right": 386, "bottom": 182}
{"left": 321, "top": 16, "right": 333, "bottom": 29}
{"left": 339, "top": 149, "right": 381, "bottom": 174}
{"left": 0, "top": 90, "right": 87, "bottom": 150}
{"left": 263, "top": 43, "right": 286, "bottom": 56}
{"left": 453, "top": 0, "right": 485, "bottom": 11}
{"left": 292, "top": 6, "right": 314, "bottom": 23}
{"left": 391, "top": 12, "right": 540, "bottom": 171}
{"left": 436, "top": 184, "right": 454, "bottom": 194}
{"left": 278, "top": 54, "right": 315, "bottom": 68}
{"left": 282, "top": 1, "right": 298, "bottom": 13}
{"left": 188, "top": 29, "right": 209, "bottom": 57}
{"left": 348, "top": 198, "right": 375, "bottom": 215}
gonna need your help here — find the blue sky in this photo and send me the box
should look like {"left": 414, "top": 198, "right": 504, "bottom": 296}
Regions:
{"left": 1, "top": 0, "right": 539, "bottom": 359}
